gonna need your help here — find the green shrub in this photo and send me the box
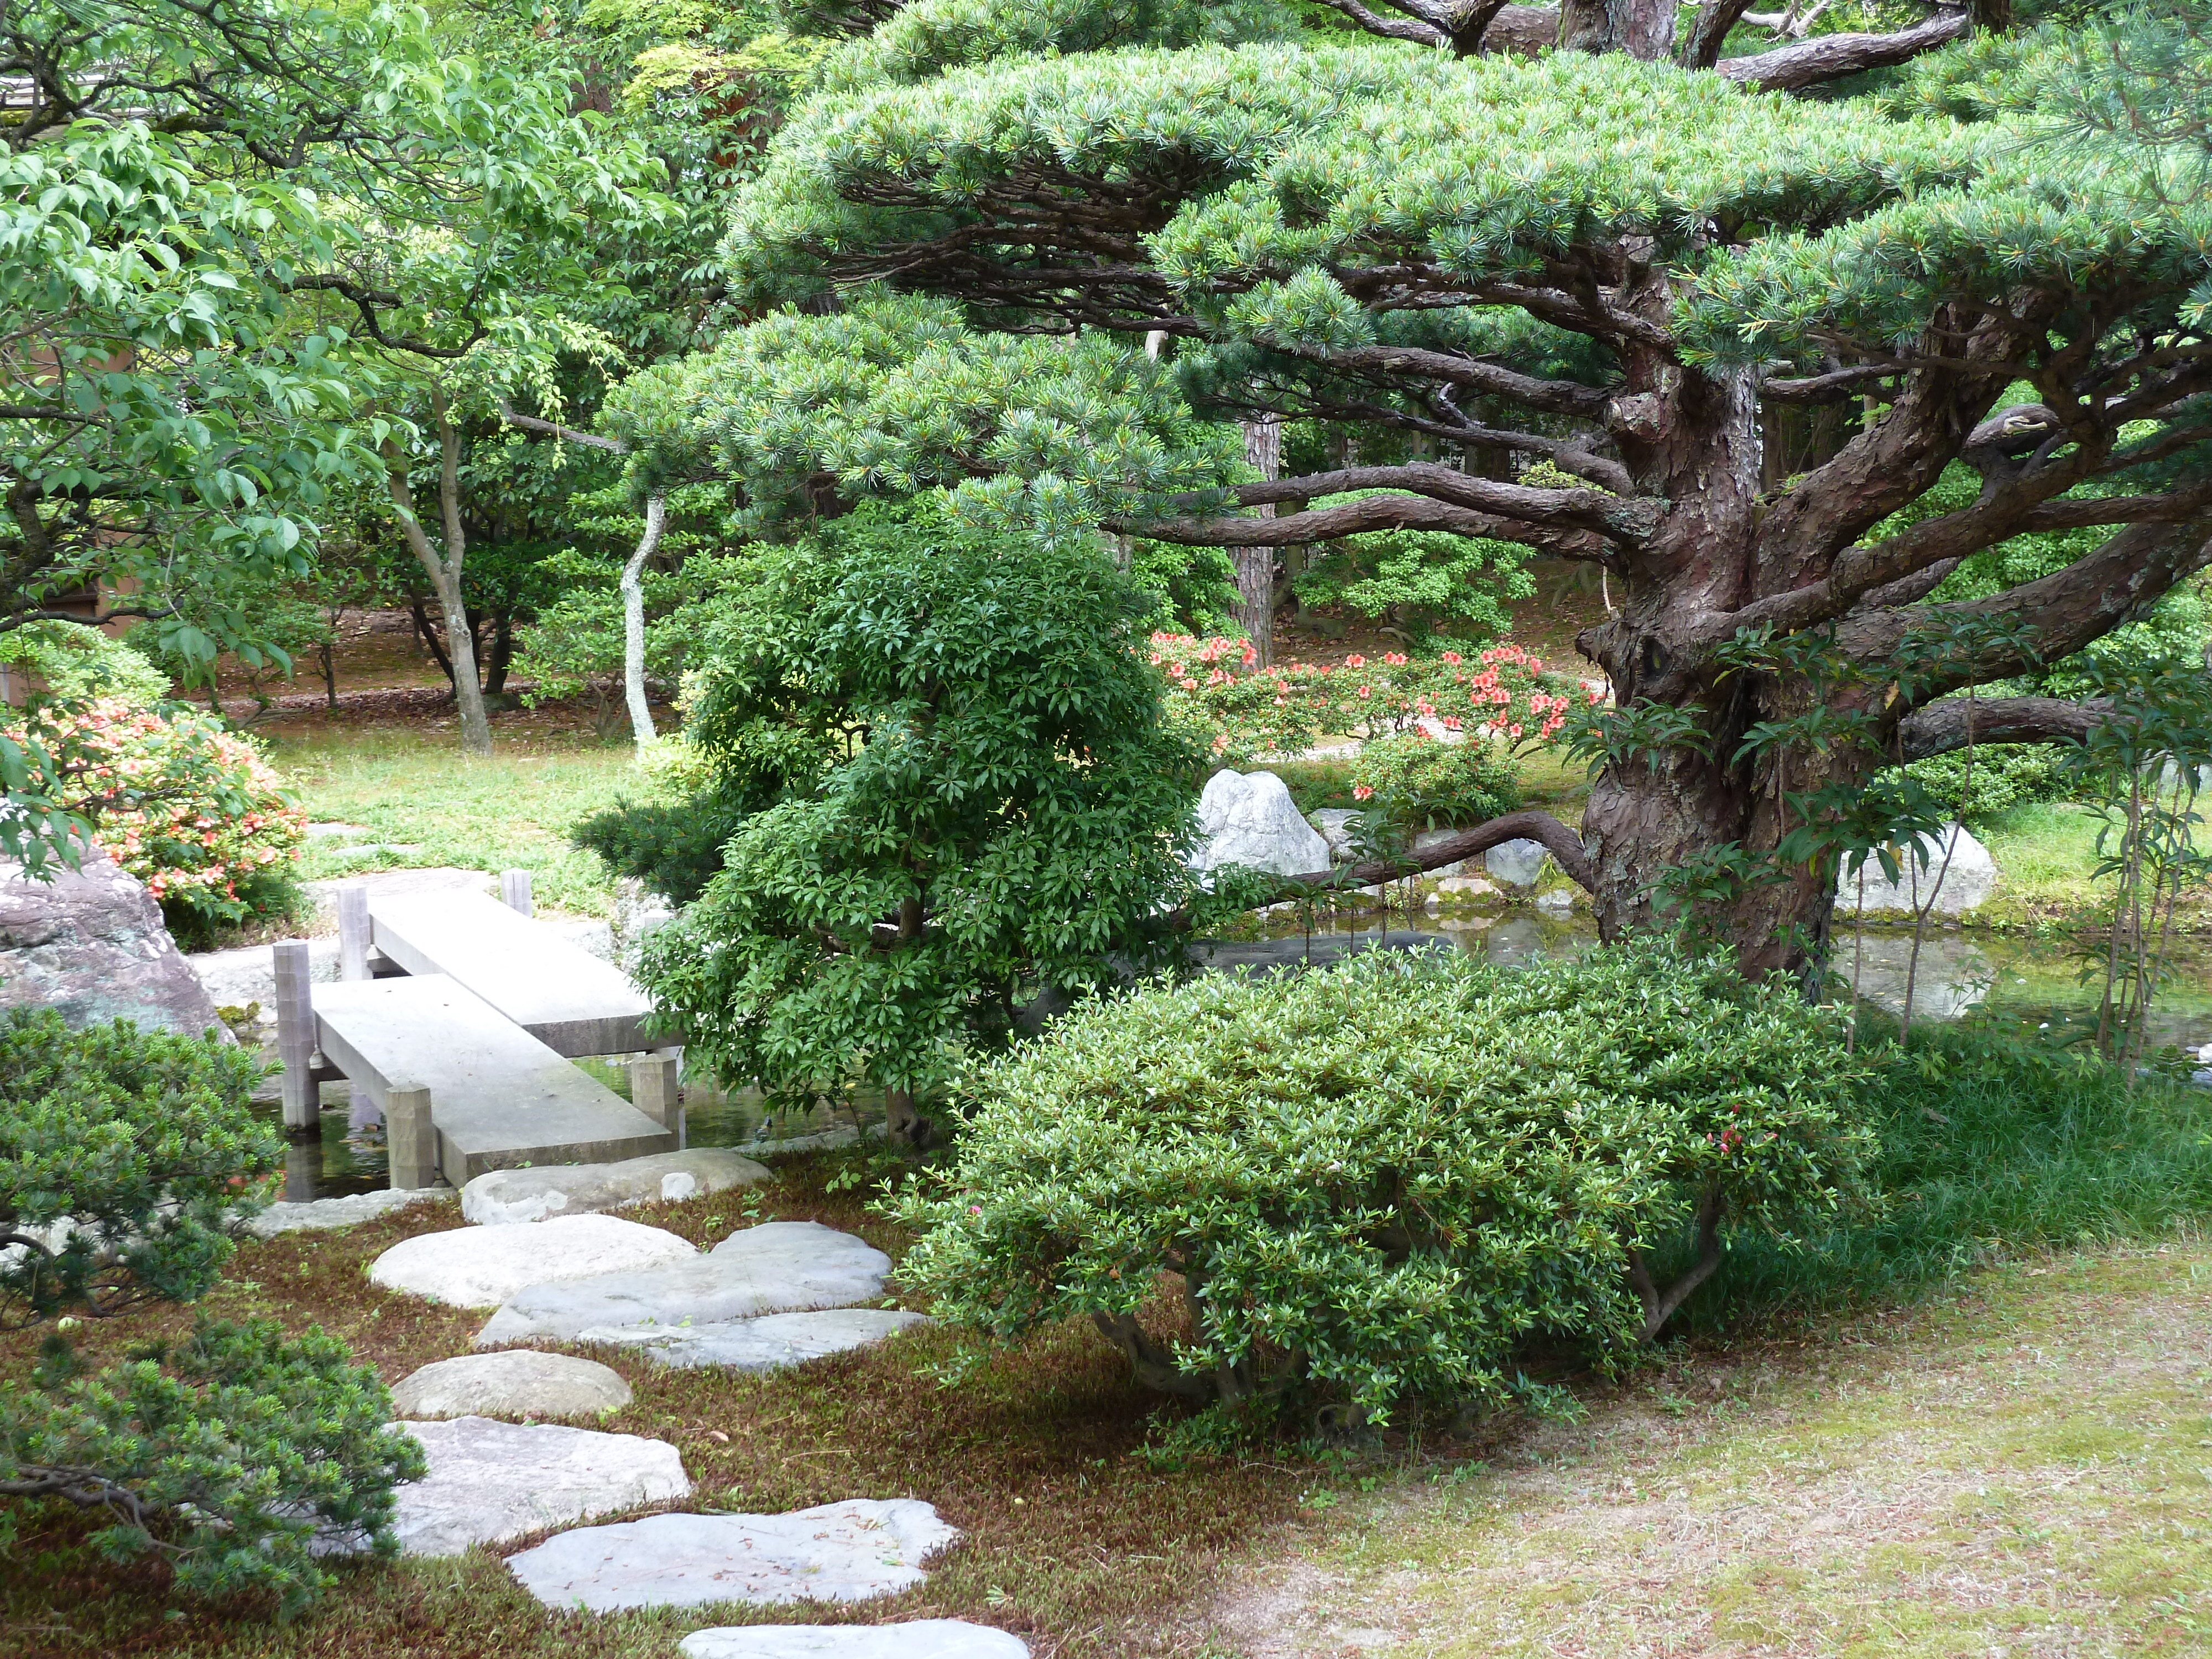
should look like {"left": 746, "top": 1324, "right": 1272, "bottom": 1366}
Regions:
{"left": 640, "top": 503, "right": 1212, "bottom": 1140}
{"left": 0, "top": 621, "right": 171, "bottom": 707}
{"left": 889, "top": 940, "right": 1875, "bottom": 1425}
{"left": 0, "top": 1009, "right": 275, "bottom": 1320}
{"left": 1349, "top": 732, "right": 1521, "bottom": 830}
{"left": 0, "top": 1316, "right": 426, "bottom": 1616}
{"left": 0, "top": 1010, "right": 416, "bottom": 1615}
{"left": 1892, "top": 744, "right": 2073, "bottom": 829}
{"left": 572, "top": 785, "right": 753, "bottom": 907}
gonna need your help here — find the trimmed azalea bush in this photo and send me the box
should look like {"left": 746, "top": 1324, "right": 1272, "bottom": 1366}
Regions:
{"left": 890, "top": 941, "right": 1875, "bottom": 1425}
{"left": 1349, "top": 731, "right": 1521, "bottom": 830}
{"left": 0, "top": 1008, "right": 275, "bottom": 1321}
{"left": 0, "top": 1010, "right": 418, "bottom": 1614}
{"left": 6, "top": 697, "right": 306, "bottom": 935}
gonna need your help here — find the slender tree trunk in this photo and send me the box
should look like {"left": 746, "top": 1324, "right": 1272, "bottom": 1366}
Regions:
{"left": 1238, "top": 418, "right": 1280, "bottom": 667}
{"left": 384, "top": 385, "right": 493, "bottom": 757}
{"left": 623, "top": 494, "right": 666, "bottom": 751}
{"left": 883, "top": 892, "right": 926, "bottom": 1146}
{"left": 319, "top": 639, "right": 338, "bottom": 710}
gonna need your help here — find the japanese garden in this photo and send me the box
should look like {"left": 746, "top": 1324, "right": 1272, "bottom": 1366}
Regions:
{"left": 4, "top": 0, "right": 2211, "bottom": 1653}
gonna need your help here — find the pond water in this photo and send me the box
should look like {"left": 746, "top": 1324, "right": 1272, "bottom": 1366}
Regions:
{"left": 264, "top": 911, "right": 2212, "bottom": 1201}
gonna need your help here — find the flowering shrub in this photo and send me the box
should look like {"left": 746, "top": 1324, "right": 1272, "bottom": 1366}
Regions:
{"left": 1147, "top": 634, "right": 1601, "bottom": 765}
{"left": 888, "top": 940, "right": 1876, "bottom": 1426}
{"left": 6, "top": 699, "right": 305, "bottom": 930}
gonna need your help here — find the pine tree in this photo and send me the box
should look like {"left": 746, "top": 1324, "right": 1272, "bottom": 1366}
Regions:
{"left": 618, "top": 3, "right": 2212, "bottom": 972}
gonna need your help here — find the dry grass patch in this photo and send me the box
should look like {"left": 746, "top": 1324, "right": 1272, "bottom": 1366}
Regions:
{"left": 1190, "top": 1245, "right": 2212, "bottom": 1658}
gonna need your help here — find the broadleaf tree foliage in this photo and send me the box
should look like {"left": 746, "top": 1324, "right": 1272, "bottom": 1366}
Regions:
{"left": 617, "top": 1, "right": 2211, "bottom": 973}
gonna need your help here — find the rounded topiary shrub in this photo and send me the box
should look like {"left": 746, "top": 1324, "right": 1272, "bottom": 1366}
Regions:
{"left": 890, "top": 940, "right": 1876, "bottom": 1425}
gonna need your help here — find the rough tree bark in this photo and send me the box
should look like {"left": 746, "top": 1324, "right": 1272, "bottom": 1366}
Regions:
{"left": 1238, "top": 418, "right": 1281, "bottom": 667}
{"left": 383, "top": 385, "right": 493, "bottom": 757}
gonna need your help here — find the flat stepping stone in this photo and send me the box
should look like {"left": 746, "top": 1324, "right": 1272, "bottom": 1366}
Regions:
{"left": 506, "top": 1499, "right": 957, "bottom": 1613}
{"left": 680, "top": 1622, "right": 1029, "bottom": 1659}
{"left": 372, "top": 1214, "right": 697, "bottom": 1308}
{"left": 475, "top": 1221, "right": 888, "bottom": 1347}
{"left": 389, "top": 1350, "right": 633, "bottom": 1418}
{"left": 463, "top": 1148, "right": 771, "bottom": 1225}
{"left": 246, "top": 1187, "right": 452, "bottom": 1237}
{"left": 388, "top": 1416, "right": 688, "bottom": 1558}
{"left": 578, "top": 1309, "right": 932, "bottom": 1371}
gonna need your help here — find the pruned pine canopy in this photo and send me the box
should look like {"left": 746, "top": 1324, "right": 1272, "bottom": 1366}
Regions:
{"left": 614, "top": 40, "right": 2208, "bottom": 696}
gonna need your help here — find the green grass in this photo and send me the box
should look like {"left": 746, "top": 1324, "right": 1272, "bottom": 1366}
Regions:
{"left": 1682, "top": 1026, "right": 2212, "bottom": 1334}
{"left": 270, "top": 729, "right": 647, "bottom": 916}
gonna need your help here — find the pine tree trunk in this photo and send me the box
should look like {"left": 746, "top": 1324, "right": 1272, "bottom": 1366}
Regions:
{"left": 623, "top": 494, "right": 665, "bottom": 751}
{"left": 1238, "top": 418, "right": 1280, "bottom": 667}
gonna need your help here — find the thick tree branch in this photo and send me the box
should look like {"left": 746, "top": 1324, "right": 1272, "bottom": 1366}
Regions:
{"left": 1196, "top": 462, "right": 1662, "bottom": 541}
{"left": 1289, "top": 808, "right": 1597, "bottom": 895}
{"left": 1111, "top": 492, "right": 1618, "bottom": 561}
{"left": 1719, "top": 9, "right": 1969, "bottom": 91}
{"left": 1896, "top": 696, "right": 2110, "bottom": 762}
{"left": 1284, "top": 342, "right": 1614, "bottom": 420}
{"left": 495, "top": 400, "right": 625, "bottom": 452}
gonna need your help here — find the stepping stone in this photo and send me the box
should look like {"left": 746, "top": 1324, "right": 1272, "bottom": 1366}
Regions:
{"left": 680, "top": 1623, "right": 1029, "bottom": 1659}
{"left": 371, "top": 1214, "right": 697, "bottom": 1308}
{"left": 389, "top": 1350, "right": 633, "bottom": 1418}
{"left": 388, "top": 1416, "right": 688, "bottom": 1558}
{"left": 246, "top": 1187, "right": 452, "bottom": 1238}
{"left": 463, "top": 1148, "right": 771, "bottom": 1225}
{"left": 506, "top": 1500, "right": 957, "bottom": 1613}
{"left": 578, "top": 1309, "right": 932, "bottom": 1371}
{"left": 474, "top": 1221, "right": 888, "bottom": 1347}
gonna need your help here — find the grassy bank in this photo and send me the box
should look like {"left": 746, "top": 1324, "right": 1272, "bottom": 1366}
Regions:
{"left": 272, "top": 729, "right": 642, "bottom": 915}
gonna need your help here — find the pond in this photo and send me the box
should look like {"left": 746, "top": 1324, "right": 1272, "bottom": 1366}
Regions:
{"left": 265, "top": 912, "right": 2212, "bottom": 1200}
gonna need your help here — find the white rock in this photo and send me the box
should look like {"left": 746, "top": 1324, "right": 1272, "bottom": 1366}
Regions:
{"left": 388, "top": 1351, "right": 633, "bottom": 1419}
{"left": 1307, "top": 808, "right": 1362, "bottom": 862}
{"left": 476, "top": 1220, "right": 889, "bottom": 1347}
{"left": 1484, "top": 838, "right": 1550, "bottom": 890}
{"left": 680, "top": 1622, "right": 1029, "bottom": 1659}
{"left": 388, "top": 1416, "right": 688, "bottom": 1557}
{"left": 579, "top": 1309, "right": 931, "bottom": 1371}
{"left": 1431, "top": 874, "right": 1498, "bottom": 898}
{"left": 462, "top": 1149, "right": 771, "bottom": 1226}
{"left": 1189, "top": 770, "right": 1331, "bottom": 878}
{"left": 246, "top": 1187, "right": 453, "bottom": 1238}
{"left": 370, "top": 1214, "right": 697, "bottom": 1308}
{"left": 506, "top": 1500, "right": 957, "bottom": 1613}
{"left": 1835, "top": 824, "right": 1999, "bottom": 916}
{"left": 1411, "top": 827, "right": 1467, "bottom": 879}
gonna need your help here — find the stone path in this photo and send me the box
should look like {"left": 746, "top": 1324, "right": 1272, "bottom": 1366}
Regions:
{"left": 679, "top": 1623, "right": 1028, "bottom": 1659}
{"left": 505, "top": 1500, "right": 957, "bottom": 1613}
{"left": 463, "top": 1147, "right": 770, "bottom": 1225}
{"left": 371, "top": 1214, "right": 696, "bottom": 1308}
{"left": 578, "top": 1308, "right": 931, "bottom": 1371}
{"left": 388, "top": 1416, "right": 687, "bottom": 1557}
{"left": 474, "top": 1220, "right": 890, "bottom": 1346}
{"left": 247, "top": 1187, "right": 452, "bottom": 1237}
{"left": 389, "top": 1350, "right": 632, "bottom": 1418}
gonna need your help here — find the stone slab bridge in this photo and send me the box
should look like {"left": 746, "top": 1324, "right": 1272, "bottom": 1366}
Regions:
{"left": 272, "top": 873, "right": 680, "bottom": 1191}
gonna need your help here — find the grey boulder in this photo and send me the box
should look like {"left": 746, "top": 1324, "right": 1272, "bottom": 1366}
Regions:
{"left": 1307, "top": 808, "right": 1362, "bottom": 862}
{"left": 475, "top": 1220, "right": 889, "bottom": 1347}
{"left": 388, "top": 1350, "right": 633, "bottom": 1419}
{"left": 388, "top": 1416, "right": 687, "bottom": 1557}
{"left": 462, "top": 1148, "right": 771, "bottom": 1225}
{"left": 680, "top": 1623, "right": 1028, "bottom": 1659}
{"left": 1188, "top": 770, "right": 1330, "bottom": 879}
{"left": 1835, "top": 824, "right": 1999, "bottom": 916}
{"left": 579, "top": 1308, "right": 931, "bottom": 1371}
{"left": 0, "top": 852, "right": 227, "bottom": 1037}
{"left": 371, "top": 1214, "right": 698, "bottom": 1308}
{"left": 506, "top": 1499, "right": 957, "bottom": 1613}
{"left": 1483, "top": 838, "right": 1551, "bottom": 890}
